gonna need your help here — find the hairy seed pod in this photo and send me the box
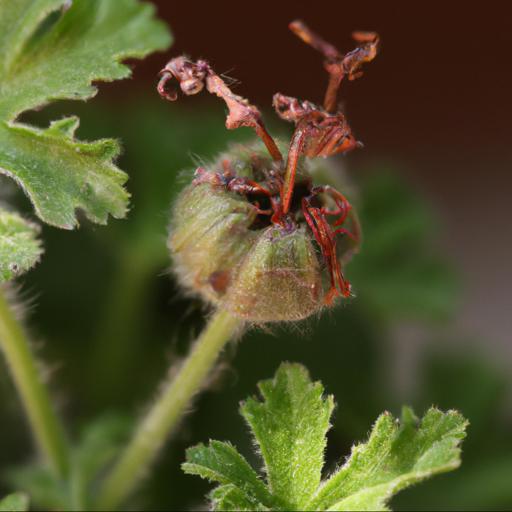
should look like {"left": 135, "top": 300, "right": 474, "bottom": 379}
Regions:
{"left": 169, "top": 141, "right": 360, "bottom": 323}
{"left": 161, "top": 24, "right": 378, "bottom": 322}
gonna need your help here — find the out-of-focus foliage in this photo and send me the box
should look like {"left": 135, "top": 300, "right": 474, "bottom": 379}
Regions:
{"left": 2, "top": 98, "right": 510, "bottom": 511}
{"left": 0, "top": 209, "right": 42, "bottom": 283}
{"left": 8, "top": 415, "right": 131, "bottom": 511}
{"left": 184, "top": 363, "right": 467, "bottom": 511}
{"left": 0, "top": 492, "right": 28, "bottom": 512}
{"left": 349, "top": 173, "right": 458, "bottom": 322}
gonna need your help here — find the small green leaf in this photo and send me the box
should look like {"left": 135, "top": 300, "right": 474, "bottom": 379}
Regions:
{"left": 241, "top": 363, "right": 334, "bottom": 510}
{"left": 0, "top": 493, "right": 29, "bottom": 512}
{"left": 0, "top": 208, "right": 42, "bottom": 282}
{"left": 70, "top": 415, "right": 132, "bottom": 510}
{"left": 0, "top": 0, "right": 172, "bottom": 228}
{"left": 309, "top": 407, "right": 468, "bottom": 511}
{"left": 209, "top": 485, "right": 268, "bottom": 511}
{"left": 7, "top": 466, "right": 67, "bottom": 511}
{"left": 184, "top": 364, "right": 468, "bottom": 512}
{"left": 9, "top": 415, "right": 131, "bottom": 511}
{"left": 183, "top": 440, "right": 272, "bottom": 509}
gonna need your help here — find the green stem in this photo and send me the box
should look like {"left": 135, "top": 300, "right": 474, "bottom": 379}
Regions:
{"left": 0, "top": 285, "right": 69, "bottom": 478}
{"left": 96, "top": 308, "right": 243, "bottom": 511}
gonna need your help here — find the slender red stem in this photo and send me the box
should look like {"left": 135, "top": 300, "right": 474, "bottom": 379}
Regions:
{"left": 324, "top": 67, "right": 344, "bottom": 113}
{"left": 281, "top": 127, "right": 306, "bottom": 214}
{"left": 254, "top": 122, "right": 283, "bottom": 162}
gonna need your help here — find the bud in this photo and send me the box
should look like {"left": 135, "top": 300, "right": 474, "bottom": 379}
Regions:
{"left": 161, "top": 21, "right": 378, "bottom": 323}
{"left": 225, "top": 224, "right": 321, "bottom": 322}
{"left": 169, "top": 142, "right": 360, "bottom": 323}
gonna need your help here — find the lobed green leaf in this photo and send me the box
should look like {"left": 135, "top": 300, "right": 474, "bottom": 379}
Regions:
{"left": 0, "top": 0, "right": 172, "bottom": 228}
{"left": 308, "top": 407, "right": 468, "bottom": 511}
{"left": 184, "top": 363, "right": 468, "bottom": 511}
{"left": 182, "top": 440, "right": 272, "bottom": 509}
{"left": 241, "top": 363, "right": 334, "bottom": 510}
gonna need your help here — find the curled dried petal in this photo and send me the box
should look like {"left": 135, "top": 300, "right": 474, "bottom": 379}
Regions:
{"left": 157, "top": 56, "right": 208, "bottom": 99}
{"left": 341, "top": 31, "right": 379, "bottom": 81}
{"left": 158, "top": 56, "right": 282, "bottom": 161}
{"left": 273, "top": 93, "right": 316, "bottom": 123}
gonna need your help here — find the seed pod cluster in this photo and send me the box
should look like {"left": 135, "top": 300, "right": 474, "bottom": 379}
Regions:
{"left": 170, "top": 142, "right": 360, "bottom": 322}
{"left": 161, "top": 21, "right": 378, "bottom": 322}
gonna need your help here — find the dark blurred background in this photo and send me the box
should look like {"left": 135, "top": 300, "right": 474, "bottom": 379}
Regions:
{"left": 1, "top": 1, "right": 511, "bottom": 510}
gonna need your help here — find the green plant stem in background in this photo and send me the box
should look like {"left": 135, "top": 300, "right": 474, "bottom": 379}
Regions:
{"left": 96, "top": 309, "right": 243, "bottom": 511}
{"left": 89, "top": 246, "right": 160, "bottom": 407}
{"left": 0, "top": 286, "right": 69, "bottom": 478}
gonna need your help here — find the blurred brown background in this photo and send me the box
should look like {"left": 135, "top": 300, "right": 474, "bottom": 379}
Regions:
{"left": 119, "top": 0, "right": 511, "bottom": 356}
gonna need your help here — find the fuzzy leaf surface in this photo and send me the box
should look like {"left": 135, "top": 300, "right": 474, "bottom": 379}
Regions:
{"left": 183, "top": 440, "right": 272, "bottom": 509}
{"left": 0, "top": 493, "right": 29, "bottom": 512}
{"left": 0, "top": 209, "right": 42, "bottom": 282}
{"left": 209, "top": 485, "right": 268, "bottom": 511}
{"left": 0, "top": 0, "right": 171, "bottom": 228}
{"left": 184, "top": 363, "right": 467, "bottom": 511}
{"left": 309, "top": 407, "right": 468, "bottom": 511}
{"left": 241, "top": 363, "right": 334, "bottom": 509}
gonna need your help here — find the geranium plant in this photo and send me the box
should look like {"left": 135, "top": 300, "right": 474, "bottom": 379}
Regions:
{"left": 0, "top": 3, "right": 468, "bottom": 511}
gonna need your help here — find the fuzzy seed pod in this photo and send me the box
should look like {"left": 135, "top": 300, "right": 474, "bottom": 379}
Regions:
{"left": 169, "top": 141, "right": 359, "bottom": 323}
{"left": 162, "top": 22, "right": 378, "bottom": 322}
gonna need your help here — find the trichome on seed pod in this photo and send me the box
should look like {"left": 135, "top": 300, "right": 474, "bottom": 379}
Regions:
{"left": 159, "top": 21, "right": 379, "bottom": 323}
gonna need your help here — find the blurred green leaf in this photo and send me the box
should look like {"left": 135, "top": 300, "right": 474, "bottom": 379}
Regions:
{"left": 69, "top": 415, "right": 132, "bottom": 510}
{"left": 0, "top": 208, "right": 42, "bottom": 282}
{"left": 0, "top": 493, "right": 28, "bottom": 512}
{"left": 0, "top": 0, "right": 171, "bottom": 228}
{"left": 9, "top": 415, "right": 131, "bottom": 511}
{"left": 6, "top": 465, "right": 67, "bottom": 511}
{"left": 350, "top": 173, "right": 457, "bottom": 322}
{"left": 184, "top": 363, "right": 467, "bottom": 511}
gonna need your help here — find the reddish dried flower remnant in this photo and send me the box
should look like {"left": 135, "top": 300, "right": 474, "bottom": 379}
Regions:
{"left": 289, "top": 21, "right": 379, "bottom": 113}
{"left": 161, "top": 21, "right": 378, "bottom": 320}
{"left": 158, "top": 57, "right": 283, "bottom": 161}
{"left": 275, "top": 22, "right": 378, "bottom": 213}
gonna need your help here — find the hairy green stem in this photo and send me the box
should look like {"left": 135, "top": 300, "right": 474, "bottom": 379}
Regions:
{"left": 96, "top": 308, "right": 243, "bottom": 510}
{"left": 0, "top": 285, "right": 69, "bottom": 478}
